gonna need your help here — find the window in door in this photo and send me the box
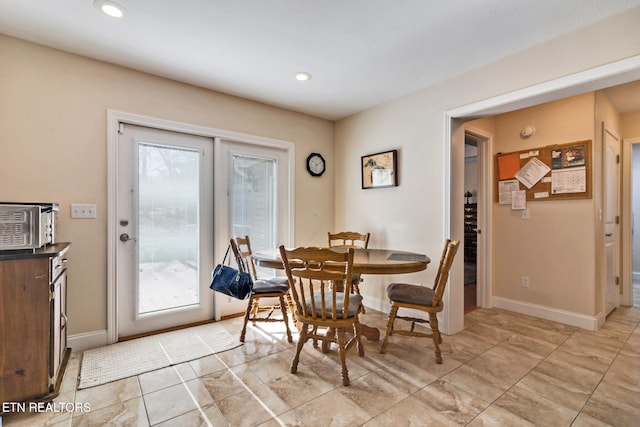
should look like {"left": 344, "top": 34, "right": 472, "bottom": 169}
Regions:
{"left": 231, "top": 154, "right": 277, "bottom": 278}
{"left": 213, "top": 139, "right": 293, "bottom": 318}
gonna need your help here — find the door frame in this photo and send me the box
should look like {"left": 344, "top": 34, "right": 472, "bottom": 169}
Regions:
{"left": 107, "top": 110, "right": 295, "bottom": 344}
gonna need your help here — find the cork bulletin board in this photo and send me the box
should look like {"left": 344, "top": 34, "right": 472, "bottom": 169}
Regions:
{"left": 495, "top": 140, "right": 592, "bottom": 203}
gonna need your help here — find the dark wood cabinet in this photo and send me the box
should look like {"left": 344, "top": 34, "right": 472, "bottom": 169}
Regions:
{"left": 0, "top": 243, "right": 70, "bottom": 404}
{"left": 464, "top": 203, "right": 477, "bottom": 263}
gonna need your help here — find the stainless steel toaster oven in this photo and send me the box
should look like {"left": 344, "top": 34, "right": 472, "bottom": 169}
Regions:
{"left": 0, "top": 202, "right": 58, "bottom": 251}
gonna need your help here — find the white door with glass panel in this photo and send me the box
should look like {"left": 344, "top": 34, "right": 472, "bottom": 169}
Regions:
{"left": 214, "top": 139, "right": 292, "bottom": 317}
{"left": 604, "top": 126, "right": 620, "bottom": 316}
{"left": 117, "top": 124, "right": 214, "bottom": 338}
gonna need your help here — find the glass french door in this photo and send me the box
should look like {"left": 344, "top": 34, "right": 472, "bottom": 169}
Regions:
{"left": 117, "top": 124, "right": 214, "bottom": 338}
{"left": 214, "top": 140, "right": 292, "bottom": 318}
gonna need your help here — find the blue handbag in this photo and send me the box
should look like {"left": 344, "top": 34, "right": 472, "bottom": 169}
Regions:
{"left": 210, "top": 245, "right": 253, "bottom": 299}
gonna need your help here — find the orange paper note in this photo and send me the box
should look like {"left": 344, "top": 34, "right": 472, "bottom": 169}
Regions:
{"left": 497, "top": 152, "right": 520, "bottom": 180}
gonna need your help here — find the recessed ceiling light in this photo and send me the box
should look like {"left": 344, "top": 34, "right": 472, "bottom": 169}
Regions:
{"left": 295, "top": 72, "right": 312, "bottom": 82}
{"left": 94, "top": 0, "right": 126, "bottom": 18}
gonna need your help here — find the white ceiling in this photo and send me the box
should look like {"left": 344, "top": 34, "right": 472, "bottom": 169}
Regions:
{"left": 1, "top": 0, "right": 640, "bottom": 120}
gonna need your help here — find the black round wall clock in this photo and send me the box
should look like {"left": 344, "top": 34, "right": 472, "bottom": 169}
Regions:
{"left": 306, "top": 152, "right": 326, "bottom": 177}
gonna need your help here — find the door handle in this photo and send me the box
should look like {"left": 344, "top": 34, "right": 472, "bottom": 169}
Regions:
{"left": 119, "top": 233, "right": 137, "bottom": 242}
{"left": 605, "top": 233, "right": 613, "bottom": 237}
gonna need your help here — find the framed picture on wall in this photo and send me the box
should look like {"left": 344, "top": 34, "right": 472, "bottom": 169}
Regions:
{"left": 361, "top": 149, "right": 398, "bottom": 189}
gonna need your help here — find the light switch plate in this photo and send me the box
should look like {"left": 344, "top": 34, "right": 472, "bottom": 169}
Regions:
{"left": 71, "top": 203, "right": 96, "bottom": 219}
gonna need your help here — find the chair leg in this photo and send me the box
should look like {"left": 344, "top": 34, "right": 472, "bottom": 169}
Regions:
{"left": 311, "top": 325, "right": 319, "bottom": 348}
{"left": 279, "top": 295, "right": 293, "bottom": 343}
{"left": 240, "top": 295, "right": 255, "bottom": 342}
{"left": 285, "top": 291, "right": 295, "bottom": 316}
{"left": 322, "top": 327, "right": 336, "bottom": 354}
{"left": 251, "top": 297, "right": 260, "bottom": 321}
{"left": 379, "top": 304, "right": 398, "bottom": 354}
{"left": 353, "top": 321, "right": 364, "bottom": 357}
{"left": 291, "top": 324, "right": 308, "bottom": 374}
{"left": 429, "top": 313, "right": 443, "bottom": 364}
{"left": 337, "top": 328, "right": 350, "bottom": 386}
{"left": 352, "top": 281, "right": 365, "bottom": 313}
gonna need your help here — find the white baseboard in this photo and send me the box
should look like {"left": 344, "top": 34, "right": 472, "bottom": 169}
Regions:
{"left": 68, "top": 330, "right": 109, "bottom": 352}
{"left": 369, "top": 295, "right": 601, "bottom": 331}
{"left": 493, "top": 296, "right": 599, "bottom": 331}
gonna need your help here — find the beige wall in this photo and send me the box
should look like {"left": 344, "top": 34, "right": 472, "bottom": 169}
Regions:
{"left": 0, "top": 35, "right": 334, "bottom": 336}
{"left": 335, "top": 7, "right": 640, "bottom": 328}
{"left": 492, "top": 93, "right": 597, "bottom": 314}
{"left": 621, "top": 111, "right": 640, "bottom": 138}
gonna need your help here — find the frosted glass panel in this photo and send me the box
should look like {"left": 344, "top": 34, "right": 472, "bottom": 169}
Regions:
{"left": 137, "top": 143, "right": 200, "bottom": 314}
{"left": 232, "top": 155, "right": 277, "bottom": 277}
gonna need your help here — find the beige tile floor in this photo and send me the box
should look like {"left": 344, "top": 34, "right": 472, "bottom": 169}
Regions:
{"left": 3, "top": 302, "right": 639, "bottom": 426}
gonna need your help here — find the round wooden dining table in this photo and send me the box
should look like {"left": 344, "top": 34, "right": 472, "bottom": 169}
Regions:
{"left": 252, "top": 248, "right": 431, "bottom": 341}
{"left": 253, "top": 248, "right": 430, "bottom": 274}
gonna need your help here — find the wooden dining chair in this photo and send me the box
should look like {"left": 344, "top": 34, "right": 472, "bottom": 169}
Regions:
{"left": 327, "top": 231, "right": 370, "bottom": 250}
{"left": 379, "top": 239, "right": 460, "bottom": 364}
{"left": 328, "top": 231, "right": 370, "bottom": 310}
{"left": 279, "top": 245, "right": 365, "bottom": 386}
{"left": 231, "top": 236, "right": 293, "bottom": 343}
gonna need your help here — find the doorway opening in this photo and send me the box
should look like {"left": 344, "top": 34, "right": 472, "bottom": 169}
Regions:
{"left": 632, "top": 143, "right": 640, "bottom": 307}
{"left": 463, "top": 134, "right": 479, "bottom": 313}
{"left": 463, "top": 129, "right": 491, "bottom": 314}
{"left": 446, "top": 56, "right": 640, "bottom": 335}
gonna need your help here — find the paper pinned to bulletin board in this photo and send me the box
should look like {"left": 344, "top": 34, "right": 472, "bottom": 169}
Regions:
{"left": 497, "top": 152, "right": 520, "bottom": 180}
{"left": 495, "top": 140, "right": 591, "bottom": 203}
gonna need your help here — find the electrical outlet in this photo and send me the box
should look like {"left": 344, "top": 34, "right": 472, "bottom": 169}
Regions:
{"left": 522, "top": 209, "right": 529, "bottom": 220}
{"left": 71, "top": 203, "right": 96, "bottom": 219}
{"left": 521, "top": 276, "right": 529, "bottom": 288}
